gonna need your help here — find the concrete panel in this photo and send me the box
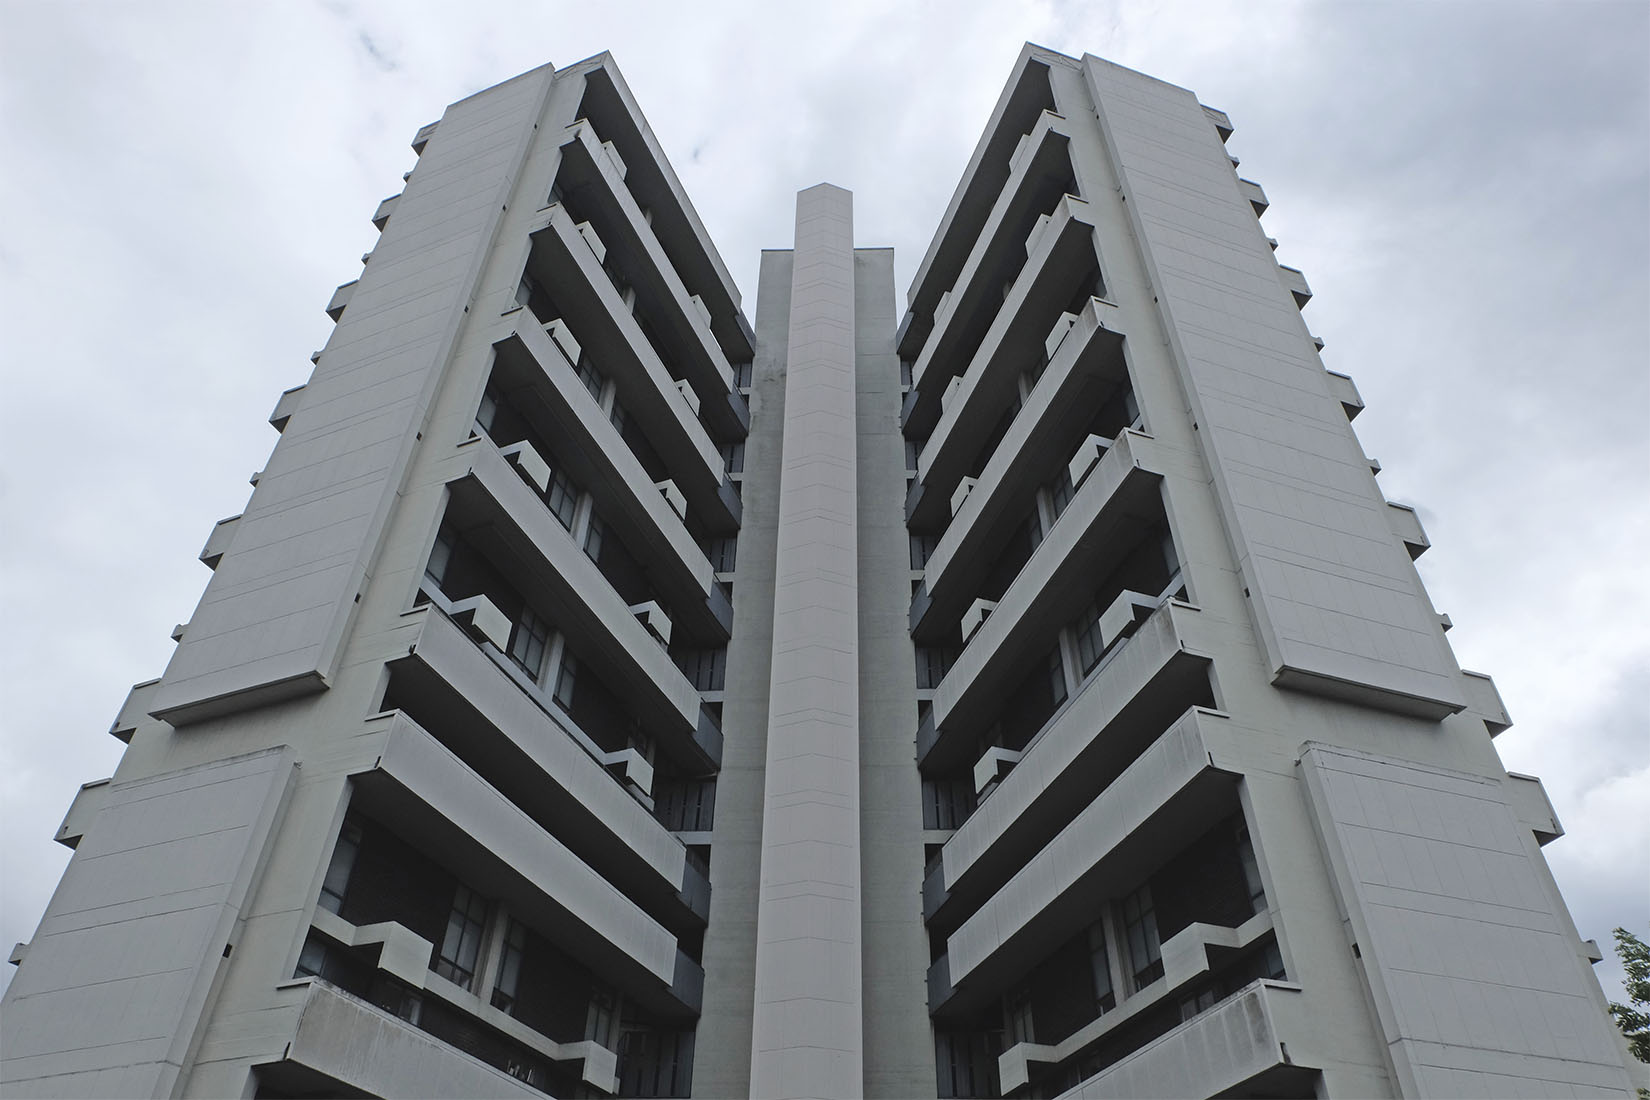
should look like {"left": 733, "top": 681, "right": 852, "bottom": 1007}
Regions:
{"left": 1299, "top": 743, "right": 1634, "bottom": 1097}
{"left": 748, "top": 184, "right": 865, "bottom": 1098}
{"left": 2, "top": 748, "right": 297, "bottom": 1098}
{"left": 1085, "top": 57, "right": 1465, "bottom": 718}
{"left": 150, "top": 68, "right": 558, "bottom": 724}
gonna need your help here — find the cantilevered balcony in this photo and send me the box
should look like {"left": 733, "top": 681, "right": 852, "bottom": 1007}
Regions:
{"left": 927, "top": 708, "right": 1242, "bottom": 1018}
{"left": 490, "top": 319, "right": 729, "bottom": 639}
{"left": 904, "top": 186, "right": 1095, "bottom": 443}
{"left": 917, "top": 432, "right": 1170, "bottom": 768}
{"left": 901, "top": 53, "right": 1058, "bottom": 359}
{"left": 1324, "top": 369, "right": 1363, "bottom": 420}
{"left": 554, "top": 121, "right": 747, "bottom": 440}
{"left": 911, "top": 301, "right": 1133, "bottom": 634}
{"left": 383, "top": 606, "right": 709, "bottom": 927}
{"left": 572, "top": 61, "right": 754, "bottom": 365}
{"left": 522, "top": 204, "right": 737, "bottom": 532}
{"left": 1043, "top": 980, "right": 1316, "bottom": 1099}
{"left": 440, "top": 440, "right": 718, "bottom": 767}
{"left": 349, "top": 713, "right": 703, "bottom": 1017}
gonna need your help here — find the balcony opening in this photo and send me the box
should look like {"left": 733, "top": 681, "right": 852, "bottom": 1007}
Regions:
{"left": 652, "top": 774, "right": 715, "bottom": 832}
{"left": 1070, "top": 525, "right": 1184, "bottom": 679}
{"left": 934, "top": 1025, "right": 1004, "bottom": 1099}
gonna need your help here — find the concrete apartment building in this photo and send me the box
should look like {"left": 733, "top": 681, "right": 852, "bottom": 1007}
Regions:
{"left": 3, "top": 45, "right": 1640, "bottom": 1100}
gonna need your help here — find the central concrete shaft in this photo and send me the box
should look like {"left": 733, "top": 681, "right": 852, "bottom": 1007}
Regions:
{"left": 748, "top": 183, "right": 864, "bottom": 1098}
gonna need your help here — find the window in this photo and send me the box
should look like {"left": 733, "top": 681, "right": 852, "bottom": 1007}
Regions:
{"left": 1046, "top": 646, "right": 1068, "bottom": 709}
{"left": 675, "top": 648, "right": 726, "bottom": 692}
{"left": 910, "top": 532, "right": 940, "bottom": 570}
{"left": 491, "top": 919, "right": 527, "bottom": 1013}
{"left": 510, "top": 606, "right": 551, "bottom": 680}
{"left": 553, "top": 651, "right": 578, "bottom": 711}
{"left": 475, "top": 386, "right": 500, "bottom": 437}
{"left": 318, "top": 821, "right": 361, "bottom": 914}
{"left": 547, "top": 466, "right": 578, "bottom": 530}
{"left": 734, "top": 360, "right": 753, "bottom": 388}
{"left": 577, "top": 355, "right": 606, "bottom": 402}
{"left": 1073, "top": 596, "right": 1106, "bottom": 675}
{"left": 1048, "top": 466, "right": 1075, "bottom": 522}
{"left": 720, "top": 441, "right": 745, "bottom": 474}
{"left": 922, "top": 776, "right": 976, "bottom": 830}
{"left": 586, "top": 987, "right": 619, "bottom": 1049}
{"left": 1237, "top": 823, "right": 1267, "bottom": 914}
{"left": 515, "top": 272, "right": 538, "bottom": 309}
{"left": 425, "top": 525, "right": 457, "bottom": 587}
{"left": 295, "top": 935, "right": 329, "bottom": 978}
{"left": 915, "top": 647, "right": 956, "bottom": 690}
{"left": 705, "top": 536, "right": 737, "bottom": 572}
{"left": 904, "top": 439, "right": 920, "bottom": 472}
{"left": 434, "top": 885, "right": 487, "bottom": 989}
{"left": 610, "top": 402, "right": 629, "bottom": 436}
{"left": 1004, "top": 984, "right": 1034, "bottom": 1045}
{"left": 585, "top": 512, "right": 607, "bottom": 563}
{"left": 1179, "top": 987, "right": 1217, "bottom": 1022}
{"left": 1088, "top": 920, "right": 1116, "bottom": 1013}
{"left": 1122, "top": 884, "right": 1164, "bottom": 989}
{"left": 899, "top": 359, "right": 913, "bottom": 387}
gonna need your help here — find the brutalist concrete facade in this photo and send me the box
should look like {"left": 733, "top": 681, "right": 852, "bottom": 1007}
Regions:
{"left": 3, "top": 46, "right": 1640, "bottom": 1100}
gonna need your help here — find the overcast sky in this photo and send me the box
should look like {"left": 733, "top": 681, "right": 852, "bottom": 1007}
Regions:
{"left": 1, "top": 0, "right": 1645, "bottom": 1012}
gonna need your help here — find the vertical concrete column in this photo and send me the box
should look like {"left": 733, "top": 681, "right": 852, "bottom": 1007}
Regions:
{"left": 748, "top": 184, "right": 863, "bottom": 1098}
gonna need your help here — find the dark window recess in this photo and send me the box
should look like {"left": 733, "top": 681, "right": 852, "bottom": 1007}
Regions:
{"left": 1149, "top": 815, "right": 1262, "bottom": 943}
{"left": 329, "top": 815, "right": 462, "bottom": 954}
{"left": 905, "top": 438, "right": 921, "bottom": 472}
{"left": 1071, "top": 526, "right": 1180, "bottom": 675}
{"left": 910, "top": 532, "right": 940, "bottom": 570}
{"left": 653, "top": 776, "right": 716, "bottom": 831}
{"left": 977, "top": 510, "right": 1041, "bottom": 603}
{"left": 577, "top": 354, "right": 606, "bottom": 402}
{"left": 673, "top": 647, "right": 727, "bottom": 691}
{"left": 1122, "top": 883, "right": 1163, "bottom": 989}
{"left": 922, "top": 776, "right": 977, "bottom": 831}
{"left": 509, "top": 606, "right": 552, "bottom": 681}
{"left": 733, "top": 360, "right": 753, "bottom": 388}
{"left": 982, "top": 646, "right": 1065, "bottom": 754}
{"left": 433, "top": 885, "right": 488, "bottom": 989}
{"left": 425, "top": 524, "right": 457, "bottom": 587}
{"left": 317, "top": 821, "right": 361, "bottom": 914}
{"left": 967, "top": 394, "right": 1022, "bottom": 479}
{"left": 618, "top": 1026, "right": 695, "bottom": 1098}
{"left": 934, "top": 1028, "right": 1002, "bottom": 1099}
{"left": 916, "top": 646, "right": 958, "bottom": 690}
{"left": 900, "top": 359, "right": 914, "bottom": 387}
{"left": 705, "top": 536, "right": 737, "bottom": 572}
{"left": 719, "top": 440, "right": 745, "bottom": 474}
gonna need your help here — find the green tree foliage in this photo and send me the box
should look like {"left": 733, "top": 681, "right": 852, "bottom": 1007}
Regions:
{"left": 1609, "top": 926, "right": 1650, "bottom": 1066}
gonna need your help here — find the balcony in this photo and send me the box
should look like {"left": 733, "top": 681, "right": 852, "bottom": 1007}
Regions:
{"left": 929, "top": 708, "right": 1242, "bottom": 1017}
{"left": 997, "top": 912, "right": 1278, "bottom": 1095}
{"left": 1045, "top": 980, "right": 1314, "bottom": 1099}
{"left": 1237, "top": 178, "right": 1268, "bottom": 216}
{"left": 1384, "top": 501, "right": 1430, "bottom": 560}
{"left": 266, "top": 979, "right": 548, "bottom": 1098}
{"left": 1277, "top": 264, "right": 1312, "bottom": 309}
{"left": 325, "top": 279, "right": 356, "bottom": 322}
{"left": 349, "top": 713, "right": 702, "bottom": 1016}
{"left": 198, "top": 514, "right": 240, "bottom": 571}
{"left": 53, "top": 778, "right": 112, "bottom": 850}
{"left": 904, "top": 185, "right": 1094, "bottom": 443}
{"left": 522, "top": 204, "right": 736, "bottom": 532}
{"left": 490, "top": 320, "right": 729, "bottom": 638}
{"left": 371, "top": 193, "right": 400, "bottom": 231}
{"left": 384, "top": 605, "right": 707, "bottom": 922}
{"left": 1505, "top": 772, "right": 1564, "bottom": 846}
{"left": 901, "top": 54, "right": 1057, "bottom": 359}
{"left": 920, "top": 433, "right": 1171, "bottom": 765}
{"left": 1323, "top": 369, "right": 1363, "bottom": 420}
{"left": 440, "top": 440, "right": 718, "bottom": 756}
{"left": 926, "top": 618, "right": 1220, "bottom": 923}
{"left": 268, "top": 384, "right": 304, "bottom": 433}
{"left": 1460, "top": 669, "right": 1512, "bottom": 735}
{"left": 910, "top": 261, "right": 1123, "bottom": 539}
{"left": 554, "top": 122, "right": 747, "bottom": 442}
{"left": 912, "top": 303, "right": 1136, "bottom": 640}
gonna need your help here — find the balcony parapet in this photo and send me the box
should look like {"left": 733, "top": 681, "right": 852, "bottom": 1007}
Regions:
{"left": 556, "top": 122, "right": 746, "bottom": 439}
{"left": 1277, "top": 263, "right": 1312, "bottom": 309}
{"left": 1385, "top": 501, "right": 1430, "bottom": 560}
{"left": 1324, "top": 369, "right": 1363, "bottom": 420}
{"left": 350, "top": 712, "right": 701, "bottom": 1015}
{"left": 521, "top": 205, "right": 734, "bottom": 530}
{"left": 1238, "top": 178, "right": 1268, "bottom": 216}
{"left": 923, "top": 432, "right": 1169, "bottom": 756}
{"left": 198, "top": 514, "right": 241, "bottom": 572}
{"left": 931, "top": 707, "right": 1242, "bottom": 1015}
{"left": 324, "top": 280, "right": 356, "bottom": 322}
{"left": 108, "top": 678, "right": 161, "bottom": 743}
{"left": 492, "top": 322, "right": 727, "bottom": 637}
{"left": 905, "top": 186, "right": 1095, "bottom": 444}
{"left": 53, "top": 778, "right": 112, "bottom": 850}
{"left": 1040, "top": 980, "right": 1312, "bottom": 1099}
{"left": 268, "top": 384, "right": 305, "bottom": 433}
{"left": 1460, "top": 669, "right": 1512, "bottom": 735}
{"left": 912, "top": 301, "right": 1132, "bottom": 638}
{"left": 998, "top": 912, "right": 1277, "bottom": 1094}
{"left": 444, "top": 436, "right": 711, "bottom": 746}
{"left": 1505, "top": 772, "right": 1564, "bottom": 846}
